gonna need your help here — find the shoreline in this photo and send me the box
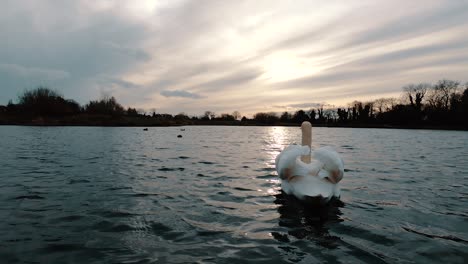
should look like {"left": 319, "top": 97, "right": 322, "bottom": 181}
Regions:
{"left": 1, "top": 119, "right": 466, "bottom": 131}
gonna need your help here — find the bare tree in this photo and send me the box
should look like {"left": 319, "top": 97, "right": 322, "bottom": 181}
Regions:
{"left": 373, "top": 98, "right": 398, "bottom": 114}
{"left": 427, "top": 79, "right": 460, "bottom": 110}
{"left": 373, "top": 98, "right": 387, "bottom": 115}
{"left": 403, "top": 83, "right": 430, "bottom": 111}
{"left": 365, "top": 101, "right": 374, "bottom": 118}
{"left": 232, "top": 111, "right": 241, "bottom": 120}
{"left": 203, "top": 111, "right": 215, "bottom": 120}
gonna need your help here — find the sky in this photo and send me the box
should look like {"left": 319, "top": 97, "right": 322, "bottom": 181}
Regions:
{"left": 1, "top": 0, "right": 468, "bottom": 116}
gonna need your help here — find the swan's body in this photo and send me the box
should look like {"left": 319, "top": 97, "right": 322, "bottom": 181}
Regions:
{"left": 275, "top": 122, "right": 344, "bottom": 202}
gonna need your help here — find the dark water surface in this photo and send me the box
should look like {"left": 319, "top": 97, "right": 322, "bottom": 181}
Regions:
{"left": 1, "top": 126, "right": 467, "bottom": 263}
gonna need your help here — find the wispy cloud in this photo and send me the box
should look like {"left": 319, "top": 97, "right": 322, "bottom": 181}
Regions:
{"left": 160, "top": 90, "right": 203, "bottom": 99}
{"left": 0, "top": 63, "right": 70, "bottom": 80}
{"left": 274, "top": 103, "right": 328, "bottom": 110}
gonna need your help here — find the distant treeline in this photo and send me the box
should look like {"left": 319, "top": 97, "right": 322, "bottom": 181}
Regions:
{"left": 0, "top": 79, "right": 467, "bottom": 129}
{"left": 253, "top": 79, "right": 468, "bottom": 129}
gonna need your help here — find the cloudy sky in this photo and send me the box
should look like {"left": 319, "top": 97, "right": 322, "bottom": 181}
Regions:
{"left": 1, "top": 0, "right": 467, "bottom": 116}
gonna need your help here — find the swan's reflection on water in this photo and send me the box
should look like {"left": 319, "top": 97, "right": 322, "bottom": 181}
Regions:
{"left": 272, "top": 192, "right": 344, "bottom": 249}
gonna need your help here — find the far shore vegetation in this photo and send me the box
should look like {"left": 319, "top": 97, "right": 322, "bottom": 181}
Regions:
{"left": 1, "top": 79, "right": 467, "bottom": 130}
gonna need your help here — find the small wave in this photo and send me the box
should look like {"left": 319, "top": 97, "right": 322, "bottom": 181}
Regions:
{"left": 344, "top": 168, "right": 361, "bottom": 172}
{"left": 104, "top": 186, "right": 132, "bottom": 191}
{"left": 14, "top": 195, "right": 45, "bottom": 200}
{"left": 256, "top": 174, "right": 277, "bottom": 179}
{"left": 375, "top": 201, "right": 400, "bottom": 206}
{"left": 129, "top": 192, "right": 160, "bottom": 198}
{"left": 209, "top": 191, "right": 245, "bottom": 203}
{"left": 92, "top": 220, "right": 135, "bottom": 232}
{"left": 199, "top": 161, "right": 215, "bottom": 165}
{"left": 255, "top": 167, "right": 276, "bottom": 172}
{"left": 95, "top": 210, "right": 139, "bottom": 218}
{"left": 83, "top": 156, "right": 101, "bottom": 160}
{"left": 150, "top": 222, "right": 172, "bottom": 233}
{"left": 196, "top": 230, "right": 226, "bottom": 236}
{"left": 146, "top": 221, "right": 188, "bottom": 241}
{"left": 233, "top": 187, "right": 254, "bottom": 191}
{"left": 49, "top": 215, "right": 84, "bottom": 223}
{"left": 354, "top": 186, "right": 368, "bottom": 190}
{"left": 69, "top": 179, "right": 90, "bottom": 184}
{"left": 402, "top": 226, "right": 468, "bottom": 244}
{"left": 41, "top": 243, "right": 83, "bottom": 253}
{"left": 440, "top": 211, "right": 468, "bottom": 218}
{"left": 158, "top": 167, "right": 185, "bottom": 171}
{"left": 21, "top": 171, "right": 50, "bottom": 175}
{"left": 6, "top": 238, "right": 33, "bottom": 243}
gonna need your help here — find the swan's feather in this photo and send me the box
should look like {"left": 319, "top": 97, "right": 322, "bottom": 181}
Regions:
{"left": 312, "top": 146, "right": 344, "bottom": 174}
{"left": 275, "top": 145, "right": 310, "bottom": 180}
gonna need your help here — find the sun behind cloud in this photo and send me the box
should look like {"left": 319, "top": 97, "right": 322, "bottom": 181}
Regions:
{"left": 262, "top": 51, "right": 328, "bottom": 82}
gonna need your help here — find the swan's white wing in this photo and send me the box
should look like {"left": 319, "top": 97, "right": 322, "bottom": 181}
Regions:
{"left": 312, "top": 146, "right": 344, "bottom": 181}
{"left": 275, "top": 145, "right": 310, "bottom": 179}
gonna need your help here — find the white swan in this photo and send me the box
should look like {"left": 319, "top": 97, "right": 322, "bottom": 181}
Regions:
{"left": 275, "top": 122, "right": 344, "bottom": 202}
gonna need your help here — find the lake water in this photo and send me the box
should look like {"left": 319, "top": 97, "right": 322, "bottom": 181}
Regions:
{"left": 0, "top": 126, "right": 467, "bottom": 263}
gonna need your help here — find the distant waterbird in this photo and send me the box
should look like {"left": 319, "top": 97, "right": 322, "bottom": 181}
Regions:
{"left": 275, "top": 122, "right": 344, "bottom": 203}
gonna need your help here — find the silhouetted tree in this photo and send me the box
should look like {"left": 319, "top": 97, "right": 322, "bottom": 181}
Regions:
{"left": 218, "top": 113, "right": 235, "bottom": 121}
{"left": 337, "top": 108, "right": 348, "bottom": 123}
{"left": 17, "top": 87, "right": 81, "bottom": 116}
{"left": 460, "top": 87, "right": 468, "bottom": 126}
{"left": 317, "top": 106, "right": 325, "bottom": 123}
{"left": 202, "top": 111, "right": 215, "bottom": 120}
{"left": 308, "top": 109, "right": 316, "bottom": 123}
{"left": 403, "top": 83, "right": 429, "bottom": 111}
{"left": 254, "top": 112, "right": 279, "bottom": 124}
{"left": 292, "top": 110, "right": 308, "bottom": 123}
{"left": 280, "top": 111, "right": 291, "bottom": 122}
{"left": 127, "top": 107, "right": 138, "bottom": 116}
{"left": 427, "top": 79, "right": 459, "bottom": 111}
{"left": 85, "top": 96, "right": 124, "bottom": 116}
{"left": 174, "top": 112, "right": 189, "bottom": 120}
{"left": 232, "top": 111, "right": 241, "bottom": 120}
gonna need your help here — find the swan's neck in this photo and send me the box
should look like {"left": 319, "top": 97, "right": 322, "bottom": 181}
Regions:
{"left": 301, "top": 121, "right": 312, "bottom": 163}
